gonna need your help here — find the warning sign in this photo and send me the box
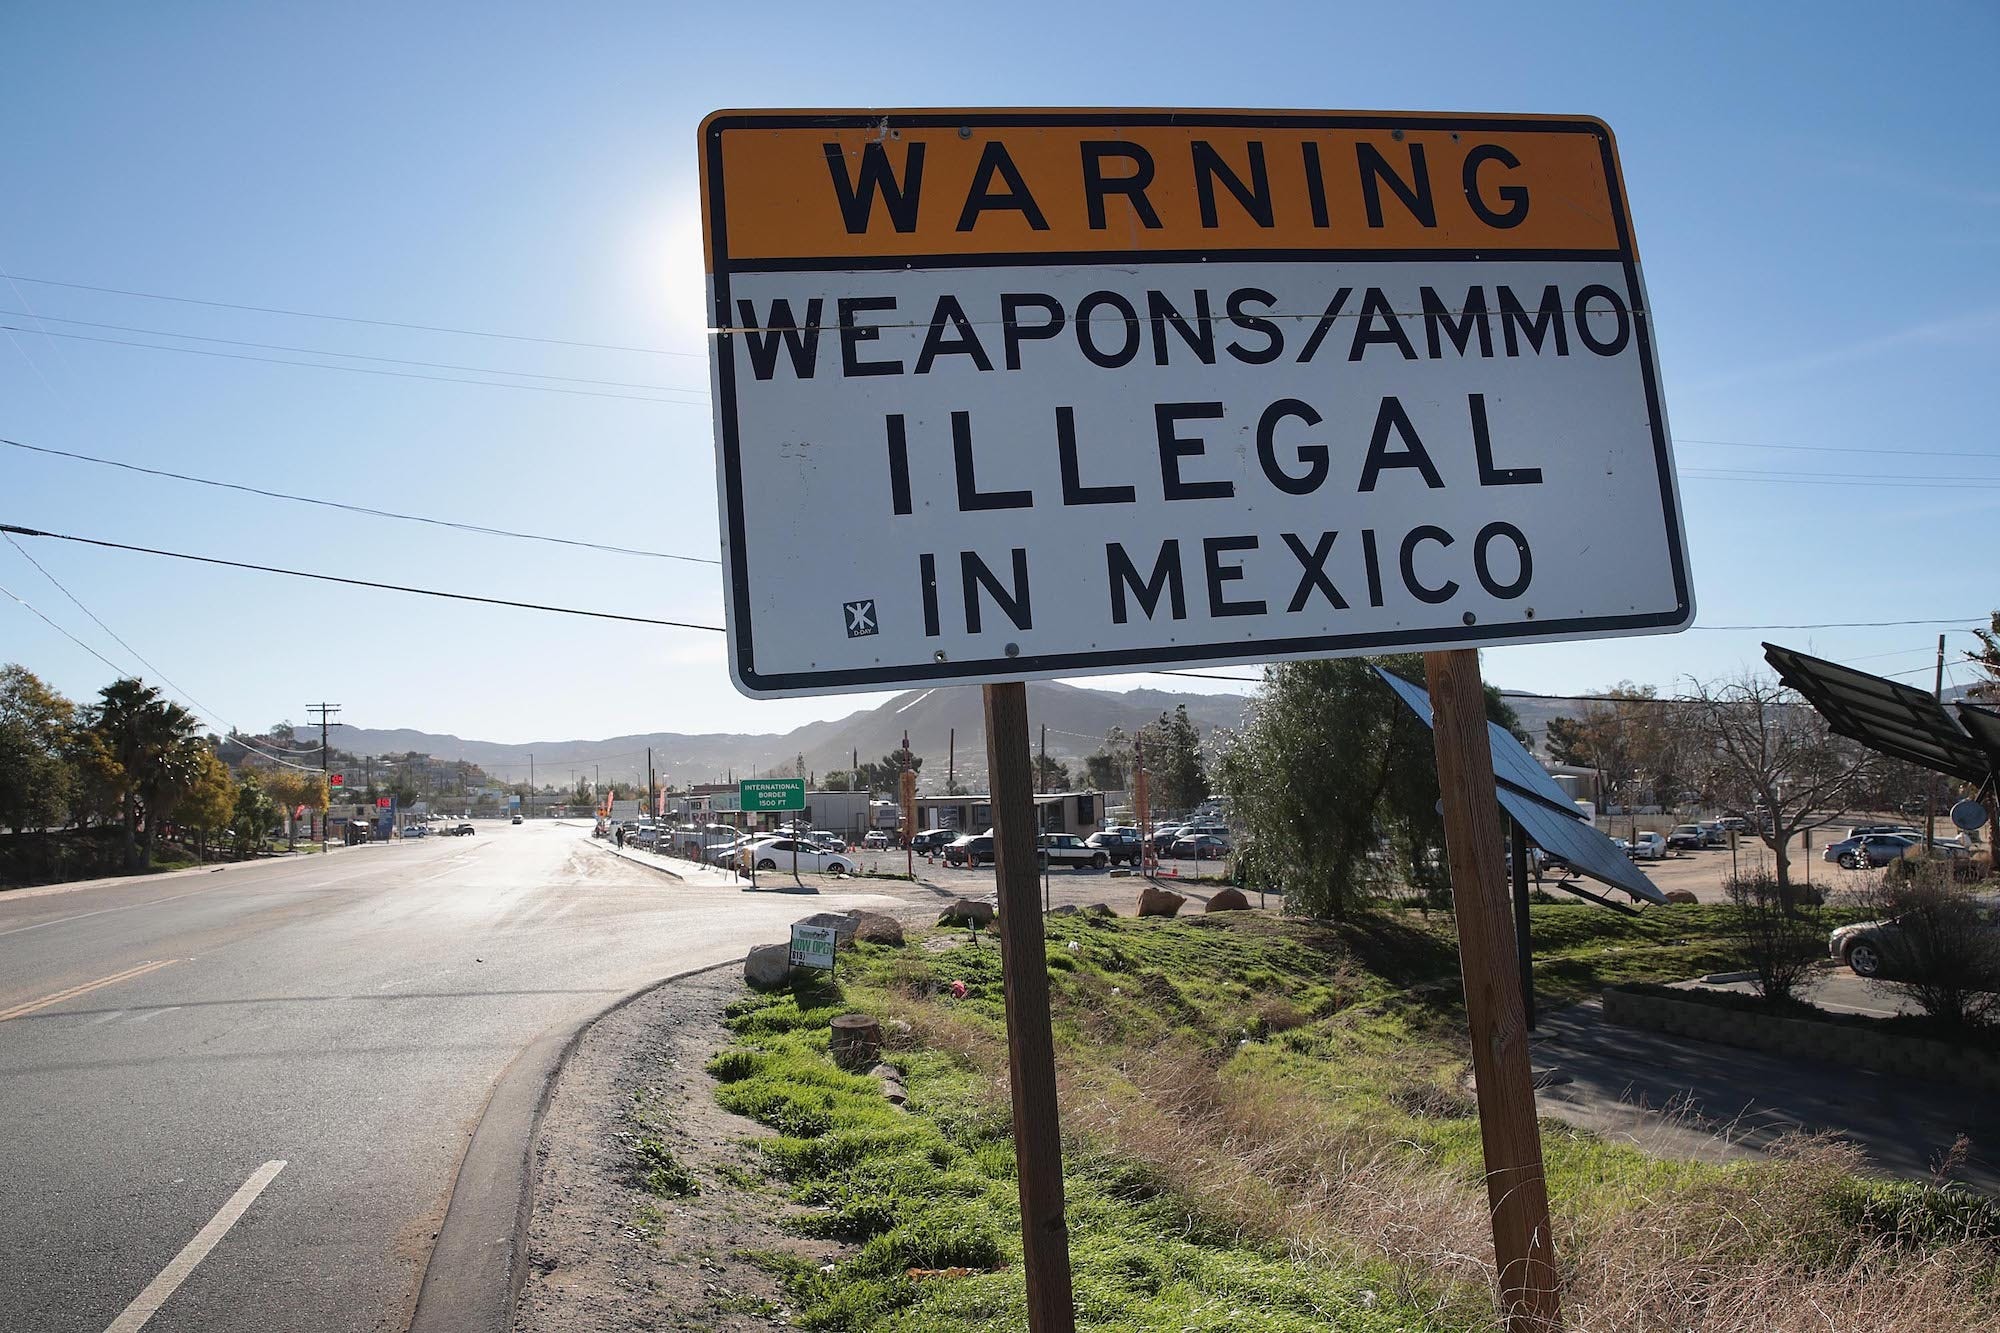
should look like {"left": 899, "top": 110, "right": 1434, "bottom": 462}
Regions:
{"left": 700, "top": 110, "right": 1691, "bottom": 698}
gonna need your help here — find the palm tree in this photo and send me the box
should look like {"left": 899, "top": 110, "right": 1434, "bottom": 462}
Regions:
{"left": 88, "top": 679, "right": 203, "bottom": 871}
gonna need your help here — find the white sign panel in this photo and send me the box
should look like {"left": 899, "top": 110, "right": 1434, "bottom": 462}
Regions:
{"left": 701, "top": 111, "right": 1691, "bottom": 698}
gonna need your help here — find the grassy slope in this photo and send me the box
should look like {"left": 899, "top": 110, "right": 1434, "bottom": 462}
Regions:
{"left": 710, "top": 903, "right": 2000, "bottom": 1331}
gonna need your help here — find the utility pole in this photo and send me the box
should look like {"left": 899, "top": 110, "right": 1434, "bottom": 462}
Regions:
{"left": 307, "top": 702, "right": 340, "bottom": 851}
{"left": 948, "top": 727, "right": 955, "bottom": 796}
{"left": 647, "top": 747, "right": 655, "bottom": 819}
{"left": 528, "top": 753, "right": 535, "bottom": 821}
{"left": 1927, "top": 633, "right": 1946, "bottom": 851}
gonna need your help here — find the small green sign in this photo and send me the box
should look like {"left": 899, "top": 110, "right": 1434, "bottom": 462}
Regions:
{"left": 740, "top": 777, "right": 806, "bottom": 812}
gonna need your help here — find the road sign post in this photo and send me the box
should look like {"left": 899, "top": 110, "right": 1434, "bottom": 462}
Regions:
{"left": 1426, "top": 649, "right": 1559, "bottom": 1328}
{"left": 703, "top": 107, "right": 1690, "bottom": 1332}
{"left": 983, "top": 681, "right": 1076, "bottom": 1331}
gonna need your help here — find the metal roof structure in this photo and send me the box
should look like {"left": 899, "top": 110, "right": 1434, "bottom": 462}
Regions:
{"left": 1762, "top": 643, "right": 2000, "bottom": 786}
{"left": 1375, "top": 668, "right": 1667, "bottom": 905}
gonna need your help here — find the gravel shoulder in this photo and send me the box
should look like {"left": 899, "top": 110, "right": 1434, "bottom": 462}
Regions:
{"left": 514, "top": 967, "right": 834, "bottom": 1332}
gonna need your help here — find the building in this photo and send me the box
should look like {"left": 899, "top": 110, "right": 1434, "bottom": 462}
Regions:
{"left": 914, "top": 790, "right": 1106, "bottom": 837}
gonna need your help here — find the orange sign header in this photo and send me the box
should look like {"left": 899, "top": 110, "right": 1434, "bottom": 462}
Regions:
{"left": 702, "top": 110, "right": 1632, "bottom": 266}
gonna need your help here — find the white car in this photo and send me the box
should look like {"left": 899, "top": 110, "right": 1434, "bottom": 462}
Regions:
{"left": 1627, "top": 832, "right": 1667, "bottom": 860}
{"left": 738, "top": 837, "right": 853, "bottom": 875}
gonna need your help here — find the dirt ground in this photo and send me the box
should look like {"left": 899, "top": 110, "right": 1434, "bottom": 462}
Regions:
{"left": 513, "top": 967, "right": 829, "bottom": 1332}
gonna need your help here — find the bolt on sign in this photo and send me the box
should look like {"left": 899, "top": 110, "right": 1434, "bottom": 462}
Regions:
{"left": 700, "top": 109, "right": 1691, "bottom": 698}
{"left": 738, "top": 777, "right": 806, "bottom": 812}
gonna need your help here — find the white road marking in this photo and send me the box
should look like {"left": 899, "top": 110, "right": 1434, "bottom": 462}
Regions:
{"left": 0, "top": 959, "right": 178, "bottom": 1022}
{"left": 0, "top": 887, "right": 229, "bottom": 939}
{"left": 103, "top": 1160, "right": 287, "bottom": 1333}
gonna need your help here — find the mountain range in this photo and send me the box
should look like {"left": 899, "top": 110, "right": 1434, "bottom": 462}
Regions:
{"left": 330, "top": 681, "right": 1254, "bottom": 789}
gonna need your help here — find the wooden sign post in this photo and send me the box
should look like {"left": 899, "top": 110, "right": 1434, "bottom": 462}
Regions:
{"left": 982, "top": 681, "right": 1076, "bottom": 1332}
{"left": 1424, "top": 650, "right": 1561, "bottom": 1330}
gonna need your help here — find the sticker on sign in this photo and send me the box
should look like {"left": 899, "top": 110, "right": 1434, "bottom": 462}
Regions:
{"left": 701, "top": 109, "right": 1691, "bottom": 699}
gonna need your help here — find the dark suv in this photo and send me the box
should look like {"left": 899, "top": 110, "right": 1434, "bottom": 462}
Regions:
{"left": 1085, "top": 829, "right": 1142, "bottom": 866}
{"left": 944, "top": 833, "right": 995, "bottom": 867}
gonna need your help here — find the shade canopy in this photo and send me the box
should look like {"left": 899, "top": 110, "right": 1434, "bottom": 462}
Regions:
{"left": 1375, "top": 667, "right": 1667, "bottom": 905}
{"left": 1763, "top": 643, "right": 1999, "bottom": 786}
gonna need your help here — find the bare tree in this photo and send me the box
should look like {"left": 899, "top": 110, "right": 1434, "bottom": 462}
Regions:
{"left": 1686, "top": 673, "right": 1877, "bottom": 897}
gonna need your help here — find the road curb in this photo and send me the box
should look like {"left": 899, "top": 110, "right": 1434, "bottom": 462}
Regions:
{"left": 407, "top": 958, "right": 742, "bottom": 1333}
{"left": 583, "top": 836, "right": 692, "bottom": 883}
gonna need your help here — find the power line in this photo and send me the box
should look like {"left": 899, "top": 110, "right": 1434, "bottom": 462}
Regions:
{"left": 0, "top": 578, "right": 128, "bottom": 676}
{"left": 4, "top": 273, "right": 707, "bottom": 358}
{"left": 1676, "top": 436, "right": 2000, "bottom": 462}
{"left": 1682, "top": 468, "right": 2000, "bottom": 489}
{"left": 0, "top": 309, "right": 710, "bottom": 396}
{"left": 3, "top": 437, "right": 722, "bottom": 564}
{"left": 0, "top": 523, "right": 727, "bottom": 632}
{"left": 2, "top": 531, "right": 217, "bottom": 717}
{"left": 0, "top": 324, "right": 707, "bottom": 406}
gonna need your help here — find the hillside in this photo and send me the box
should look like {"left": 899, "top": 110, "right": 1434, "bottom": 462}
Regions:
{"left": 331, "top": 680, "right": 1251, "bottom": 788}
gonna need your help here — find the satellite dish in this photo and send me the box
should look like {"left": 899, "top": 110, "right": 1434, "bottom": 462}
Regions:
{"left": 1950, "top": 799, "right": 1988, "bottom": 832}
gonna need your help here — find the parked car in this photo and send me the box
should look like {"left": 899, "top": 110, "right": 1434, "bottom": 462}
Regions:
{"left": 452, "top": 822, "right": 476, "bottom": 836}
{"left": 1824, "top": 833, "right": 1967, "bottom": 869}
{"left": 1716, "top": 816, "right": 1748, "bottom": 833}
{"left": 1628, "top": 831, "right": 1667, "bottom": 860}
{"left": 630, "top": 825, "right": 661, "bottom": 849}
{"left": 1085, "top": 829, "right": 1143, "bottom": 866}
{"left": 944, "top": 833, "right": 995, "bottom": 867}
{"left": 1824, "top": 833, "right": 1920, "bottom": 869}
{"left": 862, "top": 830, "right": 892, "bottom": 849}
{"left": 1038, "top": 833, "right": 1106, "bottom": 869}
{"left": 910, "top": 828, "right": 954, "bottom": 853}
{"left": 707, "top": 835, "right": 757, "bottom": 865}
{"left": 737, "top": 837, "right": 853, "bottom": 875}
{"left": 404, "top": 823, "right": 429, "bottom": 838}
{"left": 1696, "top": 821, "right": 1726, "bottom": 846}
{"left": 1170, "top": 833, "right": 1232, "bottom": 859}
{"left": 1830, "top": 895, "right": 2000, "bottom": 978}
{"left": 1846, "top": 824, "right": 1922, "bottom": 841}
{"left": 1147, "top": 825, "right": 1186, "bottom": 853}
{"left": 1666, "top": 824, "right": 1706, "bottom": 851}
{"left": 511, "top": 814, "right": 523, "bottom": 825}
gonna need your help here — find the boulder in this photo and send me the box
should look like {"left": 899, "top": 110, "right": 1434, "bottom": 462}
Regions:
{"left": 1663, "top": 889, "right": 1699, "bottom": 905}
{"left": 1138, "top": 886, "right": 1186, "bottom": 918}
{"left": 850, "top": 911, "right": 906, "bottom": 946}
{"left": 1084, "top": 902, "right": 1117, "bottom": 918}
{"left": 939, "top": 898, "right": 997, "bottom": 928}
{"left": 1048, "top": 904, "right": 1082, "bottom": 917}
{"left": 744, "top": 942, "right": 794, "bottom": 989}
{"left": 794, "top": 910, "right": 860, "bottom": 943}
{"left": 1204, "top": 887, "right": 1251, "bottom": 912}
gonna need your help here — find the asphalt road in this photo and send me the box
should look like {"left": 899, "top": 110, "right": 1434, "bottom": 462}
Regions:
{"left": 0, "top": 821, "right": 905, "bottom": 1333}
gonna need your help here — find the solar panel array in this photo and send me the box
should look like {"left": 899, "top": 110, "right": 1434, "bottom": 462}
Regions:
{"left": 1374, "top": 667, "right": 1666, "bottom": 904}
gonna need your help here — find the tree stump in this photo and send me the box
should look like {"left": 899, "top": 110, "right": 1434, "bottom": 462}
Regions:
{"left": 829, "top": 1014, "right": 882, "bottom": 1071}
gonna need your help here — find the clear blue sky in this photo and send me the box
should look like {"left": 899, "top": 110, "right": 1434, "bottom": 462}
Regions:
{"left": 3, "top": 1, "right": 1995, "bottom": 753}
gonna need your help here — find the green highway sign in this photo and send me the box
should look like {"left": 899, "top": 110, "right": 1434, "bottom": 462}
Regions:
{"left": 739, "top": 777, "right": 806, "bottom": 812}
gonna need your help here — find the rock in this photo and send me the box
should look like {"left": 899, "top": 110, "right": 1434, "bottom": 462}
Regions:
{"left": 1138, "top": 886, "right": 1185, "bottom": 918}
{"left": 1084, "top": 902, "right": 1117, "bottom": 918}
{"left": 794, "top": 910, "right": 860, "bottom": 943}
{"left": 939, "top": 898, "right": 997, "bottom": 928}
{"left": 1663, "top": 889, "right": 1699, "bottom": 905}
{"left": 850, "top": 911, "right": 905, "bottom": 946}
{"left": 744, "top": 942, "right": 794, "bottom": 989}
{"left": 1048, "top": 904, "right": 1081, "bottom": 917}
{"left": 1204, "top": 887, "right": 1251, "bottom": 912}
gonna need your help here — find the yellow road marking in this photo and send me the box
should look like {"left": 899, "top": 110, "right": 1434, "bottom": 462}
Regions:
{"left": 0, "top": 958, "right": 178, "bottom": 1022}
